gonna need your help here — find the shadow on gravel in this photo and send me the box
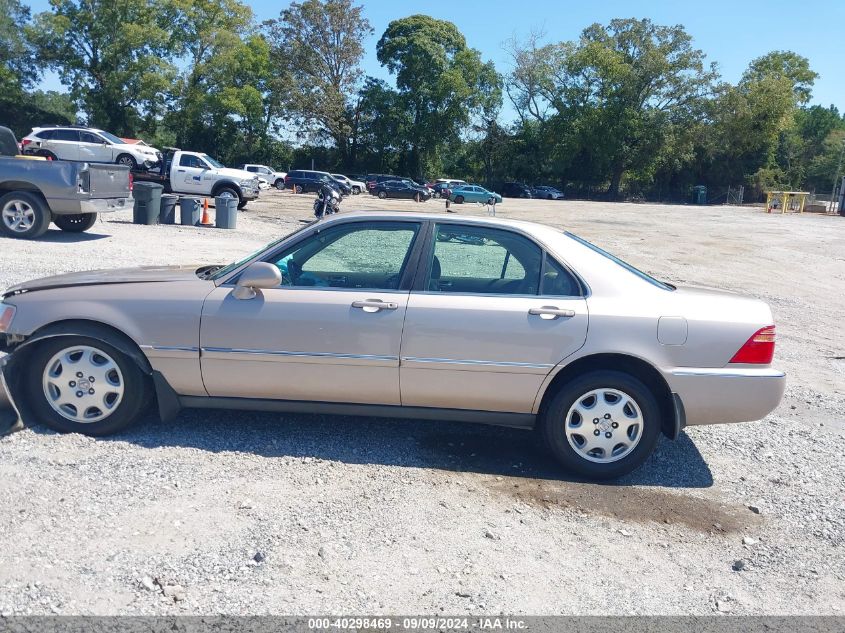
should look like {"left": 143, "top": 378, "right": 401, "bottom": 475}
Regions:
{"left": 33, "top": 228, "right": 111, "bottom": 242}
{"left": 50, "top": 406, "right": 714, "bottom": 487}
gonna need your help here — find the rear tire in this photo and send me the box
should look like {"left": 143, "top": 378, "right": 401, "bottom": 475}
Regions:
{"left": 539, "top": 370, "right": 661, "bottom": 480}
{"left": 274, "top": 179, "right": 285, "bottom": 190}
{"left": 454, "top": 195, "right": 464, "bottom": 204}
{"left": 54, "top": 213, "right": 97, "bottom": 233}
{"left": 25, "top": 336, "right": 150, "bottom": 436}
{"left": 37, "top": 150, "right": 57, "bottom": 161}
{"left": 294, "top": 184, "right": 303, "bottom": 194}
{"left": 378, "top": 191, "right": 387, "bottom": 199}
{"left": 0, "top": 191, "right": 51, "bottom": 239}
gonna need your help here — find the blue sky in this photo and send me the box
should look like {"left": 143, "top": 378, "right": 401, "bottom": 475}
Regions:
{"left": 28, "top": 0, "right": 845, "bottom": 116}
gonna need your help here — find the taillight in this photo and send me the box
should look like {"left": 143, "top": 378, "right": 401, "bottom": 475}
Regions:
{"left": 21, "top": 138, "right": 31, "bottom": 147}
{"left": 730, "top": 326, "right": 776, "bottom": 364}
{"left": 0, "top": 305, "right": 16, "bottom": 333}
{"left": 128, "top": 173, "right": 134, "bottom": 192}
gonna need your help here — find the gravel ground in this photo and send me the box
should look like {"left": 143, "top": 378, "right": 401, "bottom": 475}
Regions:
{"left": 0, "top": 191, "right": 843, "bottom": 615}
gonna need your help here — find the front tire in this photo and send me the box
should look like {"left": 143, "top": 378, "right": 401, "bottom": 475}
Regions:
{"left": 54, "top": 213, "right": 97, "bottom": 233}
{"left": 539, "top": 370, "right": 661, "bottom": 480}
{"left": 0, "top": 191, "right": 51, "bottom": 239}
{"left": 116, "top": 154, "right": 137, "bottom": 170}
{"left": 25, "top": 336, "right": 150, "bottom": 436}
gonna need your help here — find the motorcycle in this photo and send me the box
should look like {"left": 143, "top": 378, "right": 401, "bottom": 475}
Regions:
{"left": 313, "top": 185, "right": 342, "bottom": 219}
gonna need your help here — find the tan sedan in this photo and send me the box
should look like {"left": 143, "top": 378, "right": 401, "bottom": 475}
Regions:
{"left": 0, "top": 212, "right": 785, "bottom": 479}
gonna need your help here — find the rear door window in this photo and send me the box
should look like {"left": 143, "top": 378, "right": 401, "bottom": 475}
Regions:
{"left": 53, "top": 129, "right": 80, "bottom": 142}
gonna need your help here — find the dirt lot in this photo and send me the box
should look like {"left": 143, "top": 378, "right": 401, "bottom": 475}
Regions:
{"left": 0, "top": 191, "right": 843, "bottom": 616}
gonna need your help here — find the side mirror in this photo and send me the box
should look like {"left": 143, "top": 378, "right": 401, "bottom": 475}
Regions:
{"left": 232, "top": 262, "right": 282, "bottom": 300}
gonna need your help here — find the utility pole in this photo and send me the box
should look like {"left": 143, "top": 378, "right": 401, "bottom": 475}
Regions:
{"left": 830, "top": 138, "right": 845, "bottom": 213}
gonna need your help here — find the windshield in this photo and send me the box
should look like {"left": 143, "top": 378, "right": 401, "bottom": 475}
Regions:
{"left": 208, "top": 223, "right": 316, "bottom": 281}
{"left": 565, "top": 232, "right": 674, "bottom": 290}
{"left": 97, "top": 131, "right": 125, "bottom": 144}
{"left": 201, "top": 154, "right": 225, "bottom": 169}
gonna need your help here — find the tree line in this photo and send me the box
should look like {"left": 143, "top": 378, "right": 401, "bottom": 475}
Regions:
{"left": 2, "top": 0, "right": 843, "bottom": 201}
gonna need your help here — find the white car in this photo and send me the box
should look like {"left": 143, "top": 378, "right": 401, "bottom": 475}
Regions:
{"left": 240, "top": 164, "right": 287, "bottom": 190}
{"left": 21, "top": 126, "right": 162, "bottom": 170}
{"left": 332, "top": 174, "right": 366, "bottom": 194}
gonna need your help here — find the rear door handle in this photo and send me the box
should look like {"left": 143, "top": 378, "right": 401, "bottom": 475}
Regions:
{"left": 352, "top": 299, "right": 398, "bottom": 313}
{"left": 529, "top": 306, "right": 576, "bottom": 320}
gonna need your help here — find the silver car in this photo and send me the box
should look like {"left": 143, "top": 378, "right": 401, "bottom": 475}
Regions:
{"left": 0, "top": 212, "right": 785, "bottom": 479}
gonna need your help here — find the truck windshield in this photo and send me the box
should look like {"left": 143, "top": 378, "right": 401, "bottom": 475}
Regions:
{"left": 201, "top": 154, "right": 225, "bottom": 169}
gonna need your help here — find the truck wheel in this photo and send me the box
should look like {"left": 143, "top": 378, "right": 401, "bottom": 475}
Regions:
{"left": 116, "top": 154, "right": 137, "bottom": 169}
{"left": 0, "top": 191, "right": 51, "bottom": 239}
{"left": 274, "top": 179, "right": 285, "bottom": 190}
{"left": 54, "top": 213, "right": 98, "bottom": 233}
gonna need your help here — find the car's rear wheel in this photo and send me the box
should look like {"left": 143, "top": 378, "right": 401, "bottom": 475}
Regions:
{"left": 540, "top": 370, "right": 661, "bottom": 480}
{"left": 454, "top": 195, "right": 464, "bottom": 204}
{"left": 274, "top": 179, "right": 285, "bottom": 190}
{"left": 352, "top": 186, "right": 361, "bottom": 194}
{"left": 116, "top": 154, "right": 137, "bottom": 169}
{"left": 294, "top": 184, "right": 303, "bottom": 194}
{"left": 54, "top": 213, "right": 97, "bottom": 233}
{"left": 378, "top": 190, "right": 387, "bottom": 199}
{"left": 0, "top": 191, "right": 51, "bottom": 239}
{"left": 26, "top": 336, "right": 150, "bottom": 436}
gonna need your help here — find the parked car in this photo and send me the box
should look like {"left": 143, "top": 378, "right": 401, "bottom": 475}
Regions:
{"left": 332, "top": 174, "right": 366, "bottom": 194}
{"left": 133, "top": 149, "right": 259, "bottom": 209}
{"left": 373, "top": 180, "right": 431, "bottom": 201}
{"left": 285, "top": 170, "right": 351, "bottom": 196}
{"left": 0, "top": 126, "right": 132, "bottom": 239}
{"left": 21, "top": 126, "right": 162, "bottom": 170}
{"left": 447, "top": 184, "right": 503, "bottom": 205}
{"left": 431, "top": 180, "right": 467, "bottom": 199}
{"left": 501, "top": 182, "right": 533, "bottom": 198}
{"left": 0, "top": 212, "right": 785, "bottom": 480}
{"left": 533, "top": 185, "right": 565, "bottom": 200}
{"left": 239, "top": 164, "right": 287, "bottom": 190}
{"left": 365, "top": 174, "right": 400, "bottom": 193}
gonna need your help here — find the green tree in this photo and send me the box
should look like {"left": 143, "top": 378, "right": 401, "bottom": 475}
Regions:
{"left": 0, "top": 0, "right": 39, "bottom": 94}
{"left": 376, "top": 14, "right": 501, "bottom": 178}
{"left": 741, "top": 50, "right": 818, "bottom": 105}
{"left": 265, "top": 0, "right": 372, "bottom": 168}
{"left": 29, "top": 0, "right": 177, "bottom": 135}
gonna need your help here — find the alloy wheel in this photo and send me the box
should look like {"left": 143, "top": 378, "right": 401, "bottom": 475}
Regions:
{"left": 564, "top": 388, "right": 643, "bottom": 463}
{"left": 2, "top": 200, "right": 36, "bottom": 234}
{"left": 41, "top": 345, "right": 125, "bottom": 424}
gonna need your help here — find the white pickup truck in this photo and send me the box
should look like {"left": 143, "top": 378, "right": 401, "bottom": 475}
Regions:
{"left": 134, "top": 149, "right": 260, "bottom": 209}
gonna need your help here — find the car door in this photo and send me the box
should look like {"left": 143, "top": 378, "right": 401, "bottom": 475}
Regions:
{"left": 175, "top": 154, "right": 209, "bottom": 194}
{"left": 400, "top": 222, "right": 589, "bottom": 413}
{"left": 78, "top": 131, "right": 111, "bottom": 163}
{"left": 200, "top": 220, "right": 424, "bottom": 405}
{"left": 46, "top": 129, "right": 80, "bottom": 161}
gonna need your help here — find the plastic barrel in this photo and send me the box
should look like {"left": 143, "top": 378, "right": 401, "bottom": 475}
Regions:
{"left": 159, "top": 194, "right": 178, "bottom": 225}
{"left": 132, "top": 182, "right": 164, "bottom": 225}
{"left": 180, "top": 197, "right": 201, "bottom": 226}
{"left": 214, "top": 196, "right": 238, "bottom": 229}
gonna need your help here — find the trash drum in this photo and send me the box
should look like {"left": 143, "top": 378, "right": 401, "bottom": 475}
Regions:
{"left": 692, "top": 185, "right": 707, "bottom": 205}
{"left": 215, "top": 196, "right": 238, "bottom": 229}
{"left": 159, "top": 194, "right": 178, "bottom": 225}
{"left": 132, "top": 182, "right": 164, "bottom": 225}
{"left": 180, "top": 197, "right": 201, "bottom": 226}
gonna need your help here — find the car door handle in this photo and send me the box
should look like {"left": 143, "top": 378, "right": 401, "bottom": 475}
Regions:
{"left": 529, "top": 306, "right": 576, "bottom": 320}
{"left": 352, "top": 299, "right": 398, "bottom": 312}
{"left": 177, "top": 169, "right": 185, "bottom": 172}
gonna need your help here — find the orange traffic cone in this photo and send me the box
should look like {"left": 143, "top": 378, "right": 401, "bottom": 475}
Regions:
{"left": 200, "top": 198, "right": 213, "bottom": 226}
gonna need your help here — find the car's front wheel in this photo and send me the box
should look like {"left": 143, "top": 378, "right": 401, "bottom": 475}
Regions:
{"left": 116, "top": 154, "right": 137, "bottom": 170}
{"left": 540, "top": 370, "right": 661, "bottom": 480}
{"left": 26, "top": 336, "right": 150, "bottom": 436}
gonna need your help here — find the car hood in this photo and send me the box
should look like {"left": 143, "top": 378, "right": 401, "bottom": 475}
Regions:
{"left": 217, "top": 168, "right": 257, "bottom": 181}
{"left": 2, "top": 265, "right": 209, "bottom": 298}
